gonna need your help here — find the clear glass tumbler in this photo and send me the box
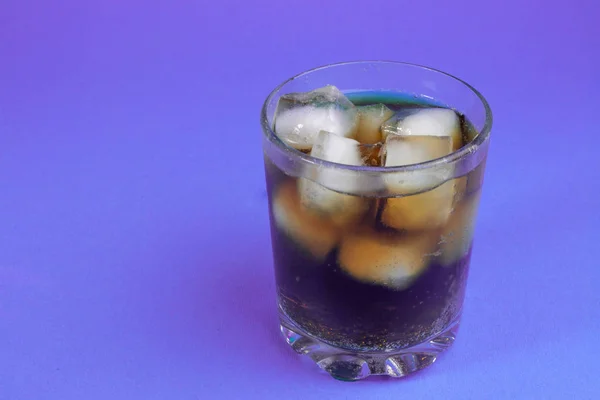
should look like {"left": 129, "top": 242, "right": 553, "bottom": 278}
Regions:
{"left": 260, "top": 61, "right": 492, "bottom": 381}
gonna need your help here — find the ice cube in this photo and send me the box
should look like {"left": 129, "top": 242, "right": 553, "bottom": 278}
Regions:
{"left": 273, "top": 85, "right": 359, "bottom": 151}
{"left": 355, "top": 104, "right": 395, "bottom": 144}
{"left": 337, "top": 230, "right": 436, "bottom": 290}
{"left": 307, "top": 130, "right": 365, "bottom": 193}
{"left": 438, "top": 193, "right": 481, "bottom": 266}
{"left": 381, "top": 181, "right": 456, "bottom": 231}
{"left": 298, "top": 131, "right": 369, "bottom": 227}
{"left": 380, "top": 109, "right": 418, "bottom": 140}
{"left": 381, "top": 108, "right": 463, "bottom": 150}
{"left": 298, "top": 179, "right": 369, "bottom": 228}
{"left": 383, "top": 134, "right": 452, "bottom": 167}
{"left": 382, "top": 135, "right": 453, "bottom": 193}
{"left": 272, "top": 180, "right": 339, "bottom": 260}
{"left": 311, "top": 130, "right": 363, "bottom": 169}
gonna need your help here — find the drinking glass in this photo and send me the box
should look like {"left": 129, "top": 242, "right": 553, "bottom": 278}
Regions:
{"left": 260, "top": 61, "right": 492, "bottom": 381}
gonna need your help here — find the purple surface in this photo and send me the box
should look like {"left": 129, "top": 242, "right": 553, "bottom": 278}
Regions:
{"left": 1, "top": 0, "right": 600, "bottom": 398}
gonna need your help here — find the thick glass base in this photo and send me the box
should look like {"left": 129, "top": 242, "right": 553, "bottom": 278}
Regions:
{"left": 279, "top": 311, "right": 461, "bottom": 381}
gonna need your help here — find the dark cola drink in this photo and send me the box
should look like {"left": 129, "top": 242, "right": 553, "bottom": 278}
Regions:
{"left": 262, "top": 79, "right": 490, "bottom": 380}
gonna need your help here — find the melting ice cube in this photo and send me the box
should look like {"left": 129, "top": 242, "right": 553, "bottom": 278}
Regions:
{"left": 272, "top": 180, "right": 339, "bottom": 260}
{"left": 298, "top": 131, "right": 370, "bottom": 227}
{"left": 382, "top": 134, "right": 453, "bottom": 193}
{"left": 273, "top": 85, "right": 359, "bottom": 151}
{"left": 381, "top": 108, "right": 463, "bottom": 150}
{"left": 381, "top": 182, "right": 456, "bottom": 231}
{"left": 380, "top": 135, "right": 456, "bottom": 230}
{"left": 355, "top": 104, "right": 394, "bottom": 144}
{"left": 337, "top": 230, "right": 436, "bottom": 290}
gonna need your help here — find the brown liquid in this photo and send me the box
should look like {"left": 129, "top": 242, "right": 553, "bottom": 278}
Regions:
{"left": 266, "top": 95, "right": 484, "bottom": 351}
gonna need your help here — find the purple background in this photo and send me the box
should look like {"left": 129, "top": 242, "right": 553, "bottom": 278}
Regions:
{"left": 1, "top": 0, "right": 599, "bottom": 398}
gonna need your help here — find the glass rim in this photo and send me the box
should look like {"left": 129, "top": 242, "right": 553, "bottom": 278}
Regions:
{"left": 260, "top": 60, "right": 493, "bottom": 173}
